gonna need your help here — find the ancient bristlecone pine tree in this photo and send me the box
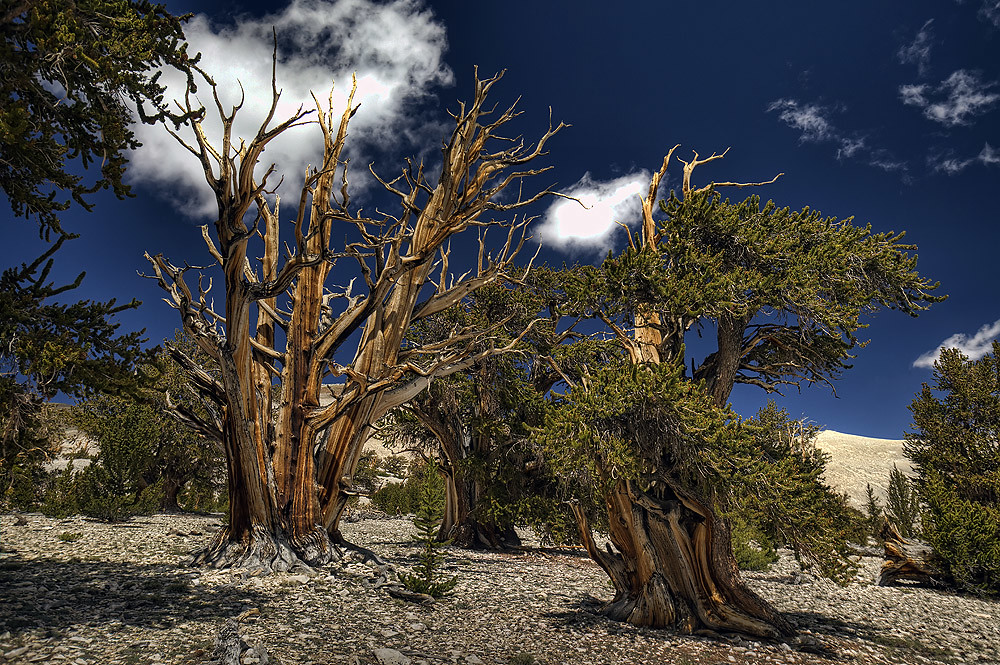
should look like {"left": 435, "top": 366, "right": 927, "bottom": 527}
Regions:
{"left": 559, "top": 148, "right": 942, "bottom": 637}
{"left": 145, "top": 62, "right": 563, "bottom": 572}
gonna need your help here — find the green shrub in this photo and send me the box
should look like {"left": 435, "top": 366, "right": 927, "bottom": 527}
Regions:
{"left": 863, "top": 483, "right": 884, "bottom": 539}
{"left": 39, "top": 466, "right": 80, "bottom": 518}
{"left": 730, "top": 517, "right": 778, "bottom": 571}
{"left": 371, "top": 461, "right": 444, "bottom": 515}
{"left": 919, "top": 469, "right": 1000, "bottom": 593}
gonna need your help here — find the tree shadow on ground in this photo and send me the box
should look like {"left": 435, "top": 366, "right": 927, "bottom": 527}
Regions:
{"left": 0, "top": 554, "right": 269, "bottom": 637}
{"left": 783, "top": 610, "right": 959, "bottom": 662}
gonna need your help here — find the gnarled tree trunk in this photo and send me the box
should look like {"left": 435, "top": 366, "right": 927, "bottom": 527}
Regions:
{"left": 572, "top": 480, "right": 793, "bottom": 637}
{"left": 571, "top": 149, "right": 793, "bottom": 636}
{"left": 148, "top": 64, "right": 563, "bottom": 572}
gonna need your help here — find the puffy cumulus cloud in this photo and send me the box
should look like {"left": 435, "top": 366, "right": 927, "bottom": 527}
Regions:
{"left": 914, "top": 318, "right": 1000, "bottom": 368}
{"left": 897, "top": 19, "right": 934, "bottom": 75}
{"left": 900, "top": 70, "right": 999, "bottom": 126}
{"left": 537, "top": 172, "right": 649, "bottom": 256}
{"left": 128, "top": 0, "right": 452, "bottom": 217}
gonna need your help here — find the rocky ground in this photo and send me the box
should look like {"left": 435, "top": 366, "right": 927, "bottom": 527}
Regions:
{"left": 0, "top": 512, "right": 997, "bottom": 665}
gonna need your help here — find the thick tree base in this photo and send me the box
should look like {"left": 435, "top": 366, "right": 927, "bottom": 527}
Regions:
{"left": 442, "top": 519, "right": 522, "bottom": 550}
{"left": 573, "top": 481, "right": 794, "bottom": 639}
{"left": 190, "top": 524, "right": 339, "bottom": 573}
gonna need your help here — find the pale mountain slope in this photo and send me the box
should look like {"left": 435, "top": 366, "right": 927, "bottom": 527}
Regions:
{"left": 814, "top": 430, "right": 912, "bottom": 508}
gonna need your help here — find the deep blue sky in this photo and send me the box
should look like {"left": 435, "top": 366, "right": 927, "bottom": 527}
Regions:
{"left": 4, "top": 1, "right": 999, "bottom": 438}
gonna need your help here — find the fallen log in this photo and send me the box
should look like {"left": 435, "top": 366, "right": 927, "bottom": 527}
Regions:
{"left": 877, "top": 520, "right": 947, "bottom": 587}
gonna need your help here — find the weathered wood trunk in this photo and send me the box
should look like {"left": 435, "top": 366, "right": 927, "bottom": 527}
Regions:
{"left": 149, "top": 71, "right": 563, "bottom": 572}
{"left": 160, "top": 476, "right": 182, "bottom": 512}
{"left": 878, "top": 520, "right": 946, "bottom": 587}
{"left": 572, "top": 479, "right": 793, "bottom": 637}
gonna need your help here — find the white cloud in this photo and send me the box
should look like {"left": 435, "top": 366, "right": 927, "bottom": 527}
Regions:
{"left": 537, "top": 172, "right": 649, "bottom": 255}
{"left": 897, "top": 19, "right": 934, "bottom": 75}
{"left": 768, "top": 99, "right": 908, "bottom": 173}
{"left": 929, "top": 143, "right": 1000, "bottom": 174}
{"left": 767, "top": 99, "right": 836, "bottom": 142}
{"left": 980, "top": 142, "right": 1000, "bottom": 165}
{"left": 980, "top": 0, "right": 1000, "bottom": 27}
{"left": 935, "top": 157, "right": 974, "bottom": 174}
{"left": 900, "top": 70, "right": 1000, "bottom": 126}
{"left": 128, "top": 0, "right": 452, "bottom": 217}
{"left": 914, "top": 318, "right": 1000, "bottom": 367}
{"left": 836, "top": 137, "right": 866, "bottom": 160}
{"left": 870, "top": 156, "right": 908, "bottom": 172}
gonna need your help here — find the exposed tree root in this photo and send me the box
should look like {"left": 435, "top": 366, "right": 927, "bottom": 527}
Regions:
{"left": 190, "top": 524, "right": 338, "bottom": 573}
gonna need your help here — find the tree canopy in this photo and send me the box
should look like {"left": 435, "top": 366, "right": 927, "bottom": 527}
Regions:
{"left": 1, "top": 0, "right": 195, "bottom": 236}
{"left": 530, "top": 151, "right": 942, "bottom": 636}
{"left": 906, "top": 342, "right": 1000, "bottom": 593}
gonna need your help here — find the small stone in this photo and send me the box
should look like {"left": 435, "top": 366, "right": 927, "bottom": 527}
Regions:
{"left": 464, "top": 657, "right": 483, "bottom": 664}
{"left": 408, "top": 623, "right": 426, "bottom": 632}
{"left": 289, "top": 574, "right": 310, "bottom": 584}
{"left": 4, "top": 647, "right": 30, "bottom": 659}
{"left": 379, "top": 628, "right": 399, "bottom": 638}
{"left": 373, "top": 647, "right": 411, "bottom": 665}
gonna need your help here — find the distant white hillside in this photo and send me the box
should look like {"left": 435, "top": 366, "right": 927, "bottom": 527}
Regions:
{"left": 814, "top": 430, "right": 912, "bottom": 508}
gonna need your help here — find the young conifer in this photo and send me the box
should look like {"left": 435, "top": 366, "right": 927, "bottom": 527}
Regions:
{"left": 399, "top": 464, "right": 458, "bottom": 598}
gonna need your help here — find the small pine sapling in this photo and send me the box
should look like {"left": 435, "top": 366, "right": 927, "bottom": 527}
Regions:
{"left": 399, "top": 464, "right": 458, "bottom": 597}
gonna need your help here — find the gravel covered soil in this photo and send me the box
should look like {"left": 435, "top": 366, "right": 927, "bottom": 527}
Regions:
{"left": 0, "top": 512, "right": 997, "bottom": 665}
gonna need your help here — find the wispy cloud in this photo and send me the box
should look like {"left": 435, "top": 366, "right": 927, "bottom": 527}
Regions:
{"left": 980, "top": 142, "right": 1000, "bottom": 164}
{"left": 767, "top": 99, "right": 837, "bottom": 142}
{"left": 537, "top": 172, "right": 649, "bottom": 256}
{"left": 128, "top": 0, "right": 452, "bottom": 218}
{"left": 980, "top": 0, "right": 1000, "bottom": 27}
{"left": 914, "top": 318, "right": 1000, "bottom": 367}
{"left": 897, "top": 19, "right": 934, "bottom": 75}
{"left": 768, "top": 99, "right": 907, "bottom": 174}
{"left": 929, "top": 142, "right": 1000, "bottom": 174}
{"left": 900, "top": 70, "right": 999, "bottom": 126}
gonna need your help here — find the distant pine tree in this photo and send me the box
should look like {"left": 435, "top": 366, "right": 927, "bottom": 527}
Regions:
{"left": 885, "top": 465, "right": 921, "bottom": 538}
{"left": 864, "top": 483, "right": 884, "bottom": 538}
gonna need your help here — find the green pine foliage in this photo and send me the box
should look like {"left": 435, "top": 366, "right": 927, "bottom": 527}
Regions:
{"left": 2, "top": 0, "right": 196, "bottom": 235}
{"left": 387, "top": 276, "right": 603, "bottom": 546}
{"left": 371, "top": 460, "right": 445, "bottom": 516}
{"left": 733, "top": 403, "right": 866, "bottom": 579}
{"left": 885, "top": 465, "right": 921, "bottom": 538}
{"left": 533, "top": 361, "right": 864, "bottom": 579}
{"left": 906, "top": 342, "right": 1000, "bottom": 594}
{"left": 399, "top": 464, "right": 458, "bottom": 597}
